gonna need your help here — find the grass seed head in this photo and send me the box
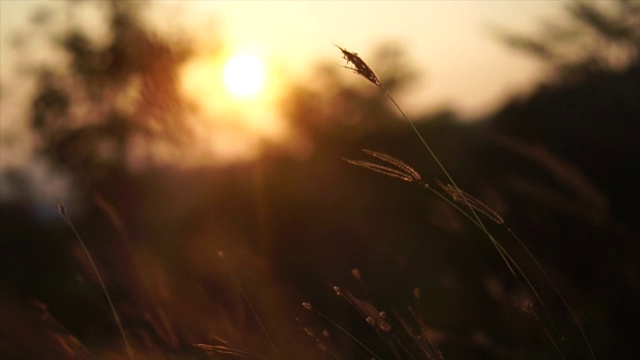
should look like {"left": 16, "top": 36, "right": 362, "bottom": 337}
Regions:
{"left": 344, "top": 149, "right": 426, "bottom": 186}
{"left": 335, "top": 45, "right": 381, "bottom": 87}
{"left": 351, "top": 268, "right": 362, "bottom": 281}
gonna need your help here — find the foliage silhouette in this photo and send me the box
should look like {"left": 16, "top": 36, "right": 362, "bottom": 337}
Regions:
{"left": 30, "top": 1, "right": 192, "bottom": 190}
{"left": 496, "top": 0, "right": 640, "bottom": 83}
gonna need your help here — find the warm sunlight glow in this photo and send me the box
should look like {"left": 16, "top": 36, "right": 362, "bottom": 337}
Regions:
{"left": 178, "top": 49, "right": 292, "bottom": 164}
{"left": 223, "top": 54, "right": 265, "bottom": 97}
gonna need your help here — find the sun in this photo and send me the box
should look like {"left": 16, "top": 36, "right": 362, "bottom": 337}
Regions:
{"left": 223, "top": 53, "right": 265, "bottom": 97}
{"left": 178, "top": 49, "right": 291, "bottom": 163}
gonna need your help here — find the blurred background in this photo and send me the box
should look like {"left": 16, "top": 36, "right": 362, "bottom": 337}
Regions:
{"left": 1, "top": 1, "right": 639, "bottom": 359}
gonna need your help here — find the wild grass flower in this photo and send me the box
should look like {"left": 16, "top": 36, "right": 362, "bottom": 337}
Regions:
{"left": 343, "top": 149, "right": 426, "bottom": 186}
{"left": 337, "top": 287, "right": 391, "bottom": 333}
{"left": 337, "top": 46, "right": 597, "bottom": 359}
{"left": 302, "top": 300, "right": 383, "bottom": 360}
{"left": 194, "top": 336, "right": 269, "bottom": 360}
{"left": 396, "top": 308, "right": 445, "bottom": 360}
{"left": 300, "top": 326, "right": 341, "bottom": 359}
{"left": 436, "top": 179, "right": 505, "bottom": 226}
{"left": 305, "top": 277, "right": 446, "bottom": 360}
{"left": 345, "top": 147, "right": 590, "bottom": 359}
{"left": 336, "top": 45, "right": 381, "bottom": 87}
{"left": 335, "top": 45, "right": 488, "bottom": 236}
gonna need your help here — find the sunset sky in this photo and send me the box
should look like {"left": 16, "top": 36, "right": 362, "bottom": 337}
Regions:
{"left": 1, "top": 1, "right": 568, "bottom": 114}
{"left": 1, "top": 0, "right": 570, "bottom": 168}
{"left": 149, "top": 0, "right": 567, "bottom": 117}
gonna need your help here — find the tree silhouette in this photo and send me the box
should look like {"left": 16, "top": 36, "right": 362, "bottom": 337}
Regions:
{"left": 497, "top": 0, "right": 640, "bottom": 83}
{"left": 487, "top": 3, "right": 640, "bottom": 357}
{"left": 29, "top": 1, "right": 192, "bottom": 189}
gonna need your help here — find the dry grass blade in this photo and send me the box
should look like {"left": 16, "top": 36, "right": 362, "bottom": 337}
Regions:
{"left": 362, "top": 149, "right": 423, "bottom": 181}
{"left": 344, "top": 159, "right": 415, "bottom": 183}
{"left": 335, "top": 44, "right": 381, "bottom": 87}
{"left": 217, "top": 251, "right": 280, "bottom": 359}
{"left": 300, "top": 327, "right": 341, "bottom": 360}
{"left": 344, "top": 149, "right": 425, "bottom": 186}
{"left": 396, "top": 308, "right": 445, "bottom": 360}
{"left": 57, "top": 202, "right": 134, "bottom": 360}
{"left": 337, "top": 44, "right": 596, "bottom": 360}
{"left": 338, "top": 288, "right": 391, "bottom": 333}
{"left": 436, "top": 180, "right": 505, "bottom": 225}
{"left": 302, "top": 301, "right": 382, "bottom": 360}
{"left": 194, "top": 337, "right": 268, "bottom": 360}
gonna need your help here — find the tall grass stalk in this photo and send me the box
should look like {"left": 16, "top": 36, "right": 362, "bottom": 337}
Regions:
{"left": 335, "top": 45, "right": 514, "bottom": 275}
{"left": 58, "top": 203, "right": 134, "bottom": 360}
{"left": 217, "top": 251, "right": 281, "bottom": 360}
{"left": 302, "top": 301, "right": 383, "bottom": 360}
{"left": 337, "top": 46, "right": 596, "bottom": 359}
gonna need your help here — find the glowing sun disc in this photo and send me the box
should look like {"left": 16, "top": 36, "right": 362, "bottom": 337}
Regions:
{"left": 223, "top": 54, "right": 265, "bottom": 97}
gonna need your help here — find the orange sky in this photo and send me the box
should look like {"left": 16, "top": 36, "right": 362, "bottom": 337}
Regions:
{"left": 1, "top": 0, "right": 570, "bottom": 168}
{"left": 2, "top": 0, "right": 568, "bottom": 117}
{"left": 147, "top": 1, "right": 567, "bottom": 118}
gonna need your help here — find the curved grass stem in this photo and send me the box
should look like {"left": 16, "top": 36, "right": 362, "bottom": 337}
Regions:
{"left": 302, "top": 302, "right": 383, "bottom": 360}
{"left": 336, "top": 44, "right": 596, "bottom": 360}
{"left": 218, "top": 251, "right": 281, "bottom": 360}
{"left": 58, "top": 203, "right": 134, "bottom": 360}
